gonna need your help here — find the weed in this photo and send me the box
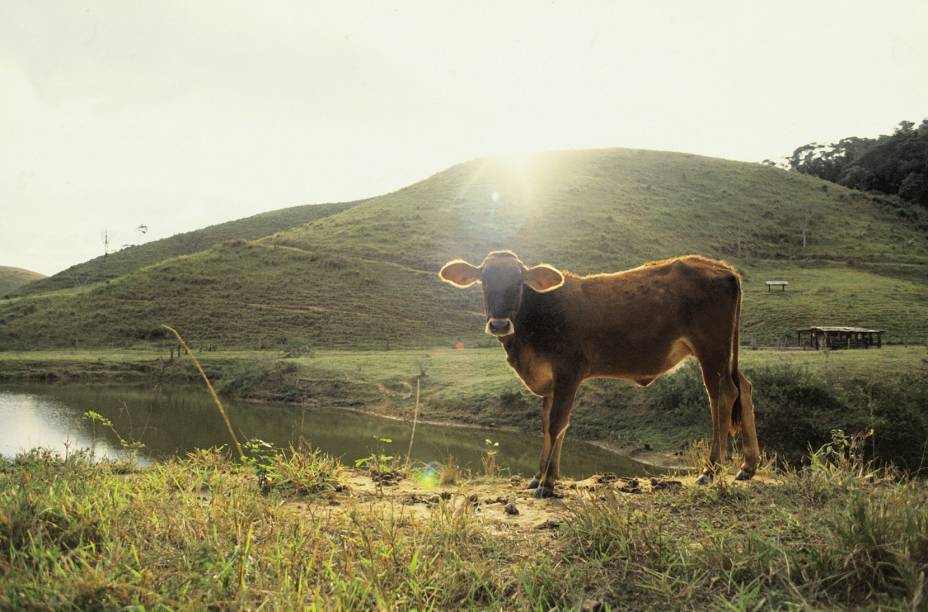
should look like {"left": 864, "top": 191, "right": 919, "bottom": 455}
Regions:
{"left": 439, "top": 456, "right": 461, "bottom": 485}
{"left": 264, "top": 445, "right": 343, "bottom": 497}
{"left": 355, "top": 437, "right": 402, "bottom": 494}
{"left": 481, "top": 438, "right": 500, "bottom": 478}
{"left": 82, "top": 410, "right": 146, "bottom": 463}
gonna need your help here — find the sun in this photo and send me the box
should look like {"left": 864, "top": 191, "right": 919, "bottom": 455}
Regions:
{"left": 454, "top": 149, "right": 549, "bottom": 211}
{"left": 489, "top": 150, "right": 546, "bottom": 209}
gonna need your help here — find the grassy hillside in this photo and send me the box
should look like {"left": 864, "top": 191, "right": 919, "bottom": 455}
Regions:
{"left": 269, "top": 149, "right": 928, "bottom": 271}
{"left": 0, "top": 241, "right": 479, "bottom": 350}
{"left": 2, "top": 149, "right": 927, "bottom": 349}
{"left": 0, "top": 266, "right": 44, "bottom": 296}
{"left": 10, "top": 201, "right": 356, "bottom": 297}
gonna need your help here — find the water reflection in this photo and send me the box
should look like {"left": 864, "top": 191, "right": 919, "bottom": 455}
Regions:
{"left": 0, "top": 385, "right": 661, "bottom": 478}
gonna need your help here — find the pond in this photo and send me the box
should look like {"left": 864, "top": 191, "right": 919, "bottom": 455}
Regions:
{"left": 0, "top": 385, "right": 663, "bottom": 478}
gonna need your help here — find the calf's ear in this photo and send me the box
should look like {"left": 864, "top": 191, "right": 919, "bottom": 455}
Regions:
{"left": 524, "top": 264, "right": 564, "bottom": 293}
{"left": 439, "top": 260, "right": 481, "bottom": 288}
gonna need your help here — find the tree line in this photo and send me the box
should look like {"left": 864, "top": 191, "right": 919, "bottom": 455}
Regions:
{"left": 784, "top": 119, "right": 928, "bottom": 207}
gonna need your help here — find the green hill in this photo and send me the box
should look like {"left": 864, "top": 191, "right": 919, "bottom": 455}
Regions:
{"left": 0, "top": 266, "right": 45, "bottom": 296}
{"left": 270, "top": 149, "right": 928, "bottom": 271}
{"left": 2, "top": 149, "right": 927, "bottom": 350}
{"left": 10, "top": 201, "right": 357, "bottom": 297}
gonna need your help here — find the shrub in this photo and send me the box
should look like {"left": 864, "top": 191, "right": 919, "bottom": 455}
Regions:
{"left": 749, "top": 364, "right": 928, "bottom": 470}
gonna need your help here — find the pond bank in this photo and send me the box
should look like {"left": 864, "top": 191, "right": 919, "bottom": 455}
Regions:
{"left": 1, "top": 346, "right": 926, "bottom": 468}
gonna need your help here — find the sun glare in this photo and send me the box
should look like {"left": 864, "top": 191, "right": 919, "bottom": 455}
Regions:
{"left": 455, "top": 149, "right": 549, "bottom": 214}
{"left": 491, "top": 151, "right": 545, "bottom": 212}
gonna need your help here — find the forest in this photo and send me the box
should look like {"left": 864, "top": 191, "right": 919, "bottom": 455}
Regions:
{"left": 786, "top": 119, "right": 928, "bottom": 208}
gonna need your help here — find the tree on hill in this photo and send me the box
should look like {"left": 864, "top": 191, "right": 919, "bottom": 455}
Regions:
{"left": 788, "top": 119, "right": 928, "bottom": 207}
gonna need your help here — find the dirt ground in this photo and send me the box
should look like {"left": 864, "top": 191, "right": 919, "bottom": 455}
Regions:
{"left": 283, "top": 468, "right": 713, "bottom": 535}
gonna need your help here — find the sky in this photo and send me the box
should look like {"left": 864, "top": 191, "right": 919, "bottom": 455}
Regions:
{"left": 2, "top": 1, "right": 927, "bottom": 275}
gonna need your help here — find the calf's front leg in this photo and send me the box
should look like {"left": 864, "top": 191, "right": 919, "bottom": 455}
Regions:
{"left": 534, "top": 376, "right": 580, "bottom": 499}
{"left": 527, "top": 395, "right": 553, "bottom": 490}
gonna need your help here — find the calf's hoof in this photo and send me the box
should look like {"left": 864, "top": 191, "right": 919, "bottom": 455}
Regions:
{"left": 735, "top": 469, "right": 756, "bottom": 481}
{"left": 533, "top": 486, "right": 555, "bottom": 499}
{"left": 526, "top": 478, "right": 541, "bottom": 490}
{"left": 695, "top": 471, "right": 714, "bottom": 486}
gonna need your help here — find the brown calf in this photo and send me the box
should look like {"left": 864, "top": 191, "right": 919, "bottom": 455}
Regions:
{"left": 439, "top": 251, "right": 759, "bottom": 497}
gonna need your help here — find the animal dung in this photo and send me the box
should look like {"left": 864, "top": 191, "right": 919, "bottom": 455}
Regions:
{"left": 650, "top": 478, "right": 683, "bottom": 492}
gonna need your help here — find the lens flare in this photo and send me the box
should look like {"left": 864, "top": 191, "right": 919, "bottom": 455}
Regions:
{"left": 414, "top": 462, "right": 439, "bottom": 489}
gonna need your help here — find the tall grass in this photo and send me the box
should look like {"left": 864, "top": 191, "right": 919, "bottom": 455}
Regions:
{"left": 162, "top": 324, "right": 244, "bottom": 460}
{"left": 405, "top": 376, "right": 421, "bottom": 466}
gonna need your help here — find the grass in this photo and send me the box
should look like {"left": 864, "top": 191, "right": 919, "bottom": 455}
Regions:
{"left": 0, "top": 266, "right": 45, "bottom": 297}
{"left": 742, "top": 261, "right": 928, "bottom": 345}
{"left": 1, "top": 438, "right": 926, "bottom": 609}
{"left": 2, "top": 148, "right": 928, "bottom": 350}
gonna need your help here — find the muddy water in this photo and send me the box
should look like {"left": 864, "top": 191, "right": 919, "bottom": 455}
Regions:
{"left": 0, "top": 384, "right": 663, "bottom": 478}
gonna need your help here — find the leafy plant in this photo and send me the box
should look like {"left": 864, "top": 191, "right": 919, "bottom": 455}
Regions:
{"left": 355, "top": 436, "right": 400, "bottom": 495}
{"left": 243, "top": 438, "right": 342, "bottom": 496}
{"left": 82, "top": 410, "right": 146, "bottom": 463}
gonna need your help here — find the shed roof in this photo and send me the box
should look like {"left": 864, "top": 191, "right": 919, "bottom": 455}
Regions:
{"left": 797, "top": 326, "right": 884, "bottom": 333}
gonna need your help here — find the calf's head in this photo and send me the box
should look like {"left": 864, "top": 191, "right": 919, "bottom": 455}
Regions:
{"left": 439, "top": 251, "right": 564, "bottom": 337}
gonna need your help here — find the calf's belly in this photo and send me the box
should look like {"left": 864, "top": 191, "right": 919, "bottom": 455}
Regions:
{"left": 587, "top": 337, "right": 693, "bottom": 382}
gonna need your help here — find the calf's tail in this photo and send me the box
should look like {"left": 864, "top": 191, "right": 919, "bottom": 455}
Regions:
{"left": 730, "top": 273, "right": 743, "bottom": 434}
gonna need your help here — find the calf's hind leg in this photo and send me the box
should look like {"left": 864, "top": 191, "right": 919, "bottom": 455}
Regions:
{"left": 695, "top": 357, "right": 739, "bottom": 485}
{"left": 734, "top": 372, "right": 760, "bottom": 480}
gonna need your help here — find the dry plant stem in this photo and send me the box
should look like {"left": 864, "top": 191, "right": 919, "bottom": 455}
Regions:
{"left": 406, "top": 376, "right": 421, "bottom": 466}
{"left": 161, "top": 324, "right": 245, "bottom": 461}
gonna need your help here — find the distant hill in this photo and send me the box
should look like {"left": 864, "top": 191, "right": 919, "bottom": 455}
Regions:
{"left": 0, "top": 266, "right": 45, "bottom": 296}
{"left": 2, "top": 149, "right": 927, "bottom": 350}
{"left": 10, "top": 201, "right": 357, "bottom": 297}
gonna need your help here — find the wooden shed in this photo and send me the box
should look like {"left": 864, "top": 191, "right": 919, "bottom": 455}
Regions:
{"left": 797, "top": 326, "right": 883, "bottom": 350}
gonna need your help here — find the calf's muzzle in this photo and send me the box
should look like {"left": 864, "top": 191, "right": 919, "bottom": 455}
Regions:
{"left": 486, "top": 318, "right": 514, "bottom": 337}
